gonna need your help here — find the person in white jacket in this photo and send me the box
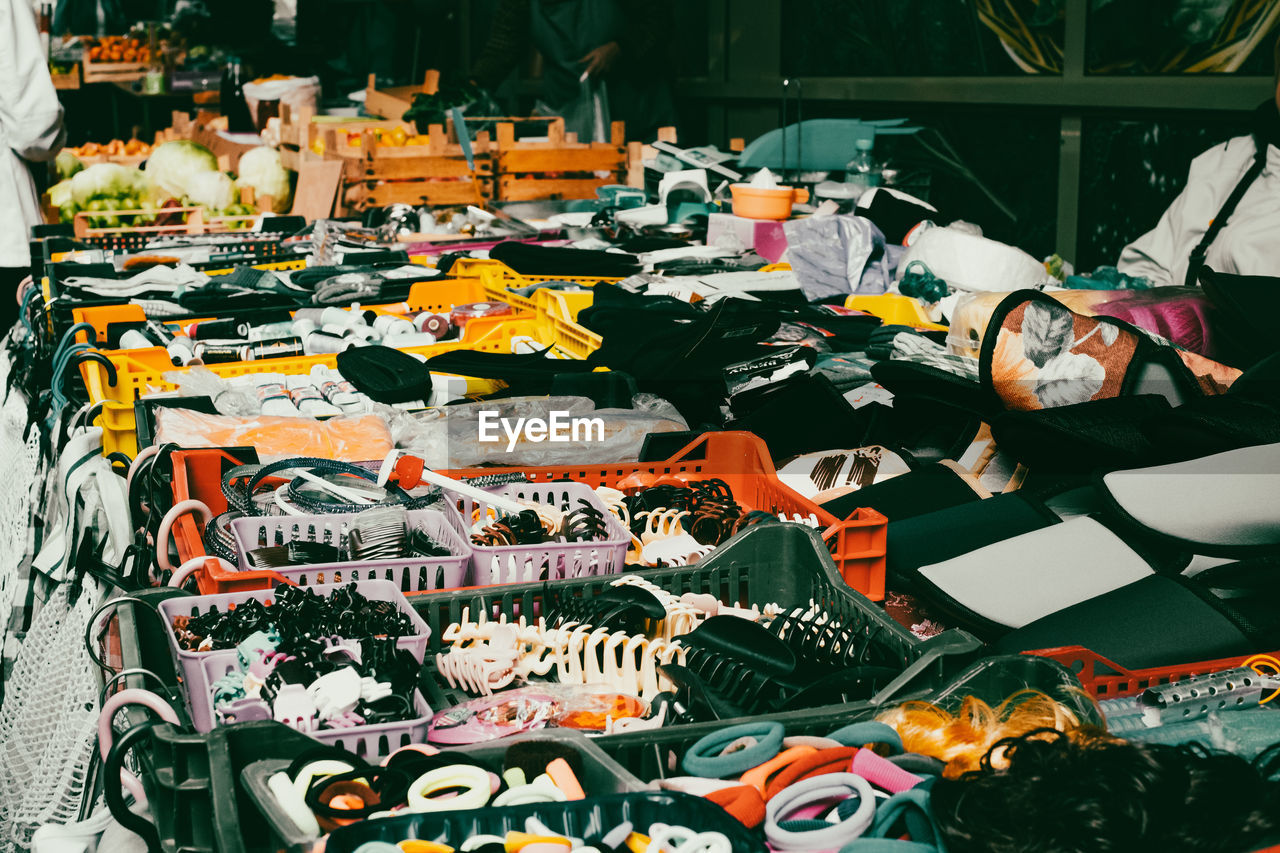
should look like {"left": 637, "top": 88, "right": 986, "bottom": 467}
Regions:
{"left": 0, "top": 0, "right": 66, "bottom": 330}
{"left": 1118, "top": 38, "right": 1280, "bottom": 288}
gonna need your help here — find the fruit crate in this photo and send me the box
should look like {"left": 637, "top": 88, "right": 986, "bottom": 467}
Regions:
{"left": 82, "top": 58, "right": 149, "bottom": 83}
{"left": 1029, "top": 645, "right": 1280, "bottom": 699}
{"left": 408, "top": 524, "right": 978, "bottom": 715}
{"left": 493, "top": 118, "right": 637, "bottom": 202}
{"left": 441, "top": 430, "right": 889, "bottom": 600}
{"left": 323, "top": 123, "right": 494, "bottom": 211}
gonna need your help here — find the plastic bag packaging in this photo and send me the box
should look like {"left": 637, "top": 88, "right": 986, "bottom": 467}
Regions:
{"left": 427, "top": 684, "right": 649, "bottom": 745}
{"left": 390, "top": 395, "right": 688, "bottom": 469}
{"left": 897, "top": 225, "right": 1050, "bottom": 295}
{"left": 154, "top": 409, "right": 393, "bottom": 461}
{"left": 164, "top": 367, "right": 259, "bottom": 416}
{"left": 783, "top": 214, "right": 888, "bottom": 299}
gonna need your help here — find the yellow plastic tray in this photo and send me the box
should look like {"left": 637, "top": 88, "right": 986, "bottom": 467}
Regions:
{"left": 843, "top": 294, "right": 948, "bottom": 331}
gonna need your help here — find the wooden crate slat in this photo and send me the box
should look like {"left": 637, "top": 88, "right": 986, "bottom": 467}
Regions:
{"left": 496, "top": 176, "right": 613, "bottom": 202}
{"left": 357, "top": 157, "right": 491, "bottom": 181}
{"left": 360, "top": 179, "right": 491, "bottom": 207}
{"left": 497, "top": 147, "right": 625, "bottom": 174}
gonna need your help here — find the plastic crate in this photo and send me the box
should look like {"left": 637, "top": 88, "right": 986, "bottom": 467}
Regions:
{"left": 114, "top": 588, "right": 323, "bottom": 853}
{"left": 229, "top": 507, "right": 474, "bottom": 592}
{"left": 410, "top": 524, "right": 979, "bottom": 716}
{"left": 442, "top": 430, "right": 889, "bottom": 600}
{"left": 455, "top": 481, "right": 631, "bottom": 586}
{"left": 323, "top": 792, "right": 765, "bottom": 853}
{"left": 1029, "top": 645, "right": 1280, "bottom": 700}
{"left": 473, "top": 259, "right": 621, "bottom": 313}
{"left": 534, "top": 287, "right": 601, "bottom": 358}
{"left": 844, "top": 293, "right": 948, "bottom": 332}
{"left": 595, "top": 654, "right": 1099, "bottom": 784}
{"left": 77, "top": 310, "right": 540, "bottom": 406}
{"left": 156, "top": 581, "right": 431, "bottom": 739}
{"left": 240, "top": 729, "right": 645, "bottom": 853}
{"left": 167, "top": 447, "right": 261, "bottom": 593}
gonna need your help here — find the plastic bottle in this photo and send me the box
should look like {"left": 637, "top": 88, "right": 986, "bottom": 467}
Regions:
{"left": 844, "top": 138, "right": 881, "bottom": 200}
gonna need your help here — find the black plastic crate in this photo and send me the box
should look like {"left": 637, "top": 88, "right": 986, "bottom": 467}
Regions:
{"left": 410, "top": 524, "right": 982, "bottom": 720}
{"left": 241, "top": 728, "right": 647, "bottom": 853}
{"left": 595, "top": 654, "right": 1101, "bottom": 783}
{"left": 323, "top": 792, "right": 766, "bottom": 853}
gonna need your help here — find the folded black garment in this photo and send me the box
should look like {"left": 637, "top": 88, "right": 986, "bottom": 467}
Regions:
{"left": 870, "top": 359, "right": 997, "bottom": 423}
{"left": 1141, "top": 394, "right": 1280, "bottom": 463}
{"left": 489, "top": 241, "right": 640, "bottom": 278}
{"left": 419, "top": 348, "right": 594, "bottom": 396}
{"left": 724, "top": 373, "right": 869, "bottom": 460}
{"left": 582, "top": 284, "right": 781, "bottom": 379}
{"left": 856, "top": 189, "right": 943, "bottom": 245}
{"left": 886, "top": 492, "right": 1059, "bottom": 591}
{"left": 1200, "top": 267, "right": 1280, "bottom": 368}
{"left": 996, "top": 559, "right": 1280, "bottom": 670}
{"left": 1228, "top": 350, "right": 1280, "bottom": 401}
{"left": 820, "top": 460, "right": 990, "bottom": 522}
{"left": 990, "top": 395, "right": 1174, "bottom": 473}
{"left": 548, "top": 370, "right": 638, "bottom": 409}
{"left": 336, "top": 345, "right": 432, "bottom": 404}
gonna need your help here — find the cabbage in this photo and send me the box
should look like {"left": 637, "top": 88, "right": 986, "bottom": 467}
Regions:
{"left": 235, "top": 146, "right": 293, "bottom": 213}
{"left": 49, "top": 179, "right": 74, "bottom": 209}
{"left": 144, "top": 140, "right": 218, "bottom": 200}
{"left": 56, "top": 150, "right": 84, "bottom": 181}
{"left": 186, "top": 171, "right": 236, "bottom": 211}
{"left": 69, "top": 163, "right": 149, "bottom": 206}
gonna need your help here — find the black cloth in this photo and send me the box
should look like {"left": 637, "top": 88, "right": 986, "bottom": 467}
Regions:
{"left": 856, "top": 190, "right": 943, "bottom": 245}
{"left": 990, "top": 395, "right": 1175, "bottom": 474}
{"left": 994, "top": 573, "right": 1258, "bottom": 670}
{"left": 1200, "top": 267, "right": 1280, "bottom": 368}
{"left": 0, "top": 267, "right": 26, "bottom": 335}
{"left": 724, "top": 373, "right": 868, "bottom": 461}
{"left": 336, "top": 346, "right": 433, "bottom": 404}
{"left": 886, "top": 492, "right": 1059, "bottom": 591}
{"left": 420, "top": 349, "right": 594, "bottom": 396}
{"left": 489, "top": 241, "right": 640, "bottom": 278}
{"left": 820, "top": 461, "right": 986, "bottom": 522}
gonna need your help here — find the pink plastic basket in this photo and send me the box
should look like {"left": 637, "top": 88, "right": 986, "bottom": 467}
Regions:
{"left": 229, "top": 508, "right": 473, "bottom": 593}
{"left": 188, "top": 649, "right": 432, "bottom": 757}
{"left": 455, "top": 483, "right": 630, "bottom": 585}
{"left": 159, "top": 580, "right": 430, "bottom": 695}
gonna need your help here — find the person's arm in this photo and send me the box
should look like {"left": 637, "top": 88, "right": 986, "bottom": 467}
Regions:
{"left": 469, "top": 0, "right": 532, "bottom": 91}
{"left": 0, "top": 0, "right": 65, "bottom": 163}
{"left": 1117, "top": 138, "right": 1253, "bottom": 287}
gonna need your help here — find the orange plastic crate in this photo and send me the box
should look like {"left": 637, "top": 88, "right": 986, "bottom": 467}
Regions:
{"left": 1029, "top": 645, "right": 1280, "bottom": 699}
{"left": 167, "top": 433, "right": 887, "bottom": 600}
{"left": 441, "top": 431, "right": 887, "bottom": 600}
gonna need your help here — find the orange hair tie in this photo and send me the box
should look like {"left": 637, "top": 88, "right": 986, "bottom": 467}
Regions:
{"left": 763, "top": 746, "right": 860, "bottom": 801}
{"left": 706, "top": 784, "right": 767, "bottom": 828}
{"left": 738, "top": 745, "right": 816, "bottom": 794}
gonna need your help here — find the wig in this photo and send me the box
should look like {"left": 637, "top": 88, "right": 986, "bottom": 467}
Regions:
{"left": 876, "top": 689, "right": 1089, "bottom": 778}
{"left": 931, "top": 729, "right": 1280, "bottom": 853}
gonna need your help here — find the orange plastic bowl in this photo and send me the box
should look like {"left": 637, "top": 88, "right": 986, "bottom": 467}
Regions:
{"left": 730, "top": 184, "right": 810, "bottom": 220}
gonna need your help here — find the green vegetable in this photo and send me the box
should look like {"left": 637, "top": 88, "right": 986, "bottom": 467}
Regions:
{"left": 186, "top": 171, "right": 236, "bottom": 211}
{"left": 144, "top": 140, "right": 218, "bottom": 201}
{"left": 70, "top": 163, "right": 149, "bottom": 207}
{"left": 56, "top": 150, "right": 84, "bottom": 181}
{"left": 234, "top": 147, "right": 293, "bottom": 213}
{"left": 49, "top": 179, "right": 74, "bottom": 210}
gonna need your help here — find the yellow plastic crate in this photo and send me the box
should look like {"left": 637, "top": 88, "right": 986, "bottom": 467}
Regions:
{"left": 534, "top": 289, "right": 601, "bottom": 359}
{"left": 844, "top": 294, "right": 948, "bottom": 332}
{"left": 97, "top": 400, "right": 138, "bottom": 457}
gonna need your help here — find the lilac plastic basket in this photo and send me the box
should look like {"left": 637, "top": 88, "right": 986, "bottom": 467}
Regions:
{"left": 158, "top": 580, "right": 430, "bottom": 713}
{"left": 228, "top": 508, "right": 474, "bottom": 593}
{"left": 188, "top": 648, "right": 432, "bottom": 757}
{"left": 455, "top": 483, "right": 630, "bottom": 585}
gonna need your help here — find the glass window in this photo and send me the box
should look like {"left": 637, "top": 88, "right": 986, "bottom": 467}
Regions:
{"left": 1076, "top": 115, "right": 1253, "bottom": 271}
{"left": 781, "top": 0, "right": 1065, "bottom": 76}
{"left": 1086, "top": 0, "right": 1280, "bottom": 74}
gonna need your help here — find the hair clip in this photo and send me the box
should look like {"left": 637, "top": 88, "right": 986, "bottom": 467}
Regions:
{"left": 274, "top": 683, "right": 318, "bottom": 732}
{"left": 564, "top": 500, "right": 609, "bottom": 542}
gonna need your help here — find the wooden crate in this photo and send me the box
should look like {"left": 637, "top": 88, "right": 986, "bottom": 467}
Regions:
{"left": 364, "top": 70, "right": 439, "bottom": 122}
{"left": 493, "top": 118, "right": 631, "bottom": 201}
{"left": 331, "top": 124, "right": 493, "bottom": 211}
{"left": 51, "top": 64, "right": 81, "bottom": 90}
{"left": 82, "top": 59, "right": 149, "bottom": 83}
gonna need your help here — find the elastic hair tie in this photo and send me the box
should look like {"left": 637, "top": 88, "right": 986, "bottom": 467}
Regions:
{"left": 765, "top": 773, "right": 876, "bottom": 851}
{"left": 682, "top": 721, "right": 785, "bottom": 778}
{"left": 826, "top": 721, "right": 904, "bottom": 755}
